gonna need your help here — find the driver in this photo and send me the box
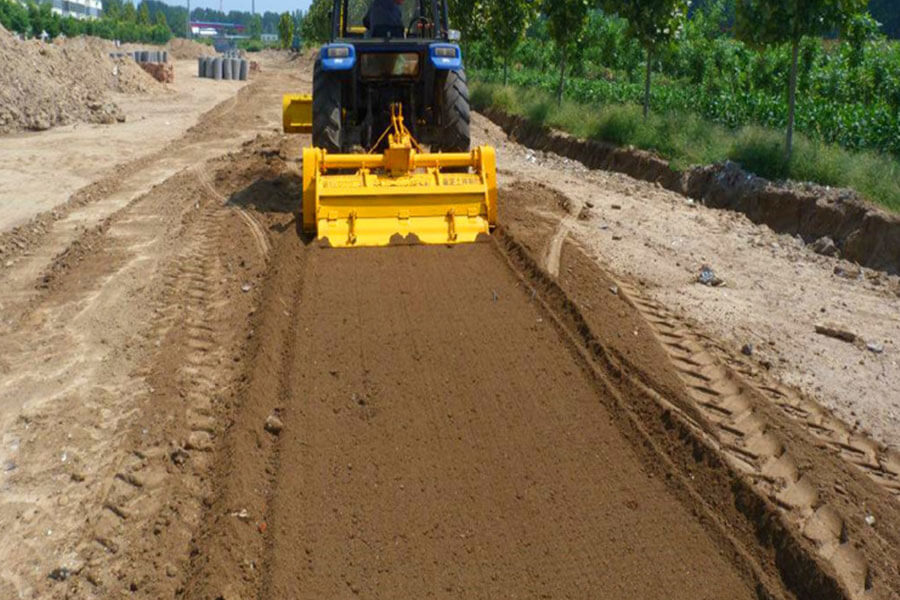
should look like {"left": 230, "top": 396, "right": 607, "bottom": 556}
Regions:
{"left": 363, "top": 0, "right": 405, "bottom": 37}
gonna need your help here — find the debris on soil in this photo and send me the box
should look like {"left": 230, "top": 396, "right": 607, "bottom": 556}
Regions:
{"left": 577, "top": 206, "right": 591, "bottom": 220}
{"left": 833, "top": 264, "right": 862, "bottom": 280}
{"left": 866, "top": 342, "right": 884, "bottom": 354}
{"left": 697, "top": 265, "right": 724, "bottom": 287}
{"left": 0, "top": 27, "right": 163, "bottom": 134}
{"left": 609, "top": 285, "right": 618, "bottom": 295}
{"left": 47, "top": 567, "right": 70, "bottom": 581}
{"left": 815, "top": 324, "right": 857, "bottom": 344}
{"left": 264, "top": 414, "right": 284, "bottom": 435}
{"left": 741, "top": 343, "right": 753, "bottom": 356}
{"left": 810, "top": 236, "right": 839, "bottom": 257}
{"left": 138, "top": 61, "right": 175, "bottom": 83}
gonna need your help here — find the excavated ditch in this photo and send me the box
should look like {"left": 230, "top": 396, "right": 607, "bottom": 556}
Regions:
{"left": 481, "top": 107, "right": 900, "bottom": 275}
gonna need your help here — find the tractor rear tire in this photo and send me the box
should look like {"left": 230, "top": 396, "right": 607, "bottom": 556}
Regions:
{"left": 435, "top": 69, "right": 470, "bottom": 152}
{"left": 312, "top": 59, "right": 342, "bottom": 153}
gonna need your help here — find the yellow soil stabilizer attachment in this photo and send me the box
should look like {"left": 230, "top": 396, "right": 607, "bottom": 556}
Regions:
{"left": 301, "top": 105, "right": 498, "bottom": 247}
{"left": 282, "top": 94, "right": 312, "bottom": 133}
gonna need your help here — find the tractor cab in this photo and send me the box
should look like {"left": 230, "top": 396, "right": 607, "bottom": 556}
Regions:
{"left": 311, "top": 0, "right": 468, "bottom": 153}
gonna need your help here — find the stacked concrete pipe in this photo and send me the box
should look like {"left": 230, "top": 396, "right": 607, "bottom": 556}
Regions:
{"left": 197, "top": 55, "right": 249, "bottom": 81}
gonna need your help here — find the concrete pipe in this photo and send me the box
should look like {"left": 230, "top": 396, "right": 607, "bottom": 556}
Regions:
{"left": 162, "top": 50, "right": 168, "bottom": 63}
{"left": 239, "top": 59, "right": 249, "bottom": 81}
{"left": 198, "top": 57, "right": 205, "bottom": 77}
{"left": 223, "top": 57, "right": 232, "bottom": 80}
{"left": 213, "top": 57, "right": 223, "bottom": 80}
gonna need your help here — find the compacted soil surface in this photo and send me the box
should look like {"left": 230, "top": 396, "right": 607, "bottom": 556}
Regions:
{"left": 0, "top": 50, "right": 897, "bottom": 600}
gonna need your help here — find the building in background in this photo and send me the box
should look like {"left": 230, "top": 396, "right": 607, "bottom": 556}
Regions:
{"left": 49, "top": 0, "right": 102, "bottom": 19}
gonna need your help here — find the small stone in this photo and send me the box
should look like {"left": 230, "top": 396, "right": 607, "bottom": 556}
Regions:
{"left": 165, "top": 564, "right": 178, "bottom": 578}
{"left": 585, "top": 201, "right": 595, "bottom": 208}
{"left": 741, "top": 344, "right": 753, "bottom": 356}
{"left": 608, "top": 285, "right": 618, "bottom": 296}
{"left": 833, "top": 264, "right": 861, "bottom": 280}
{"left": 697, "top": 265, "right": 723, "bottom": 287}
{"left": 48, "top": 567, "right": 70, "bottom": 581}
{"left": 241, "top": 282, "right": 252, "bottom": 292}
{"left": 170, "top": 447, "right": 189, "bottom": 465}
{"left": 264, "top": 414, "right": 284, "bottom": 435}
{"left": 185, "top": 431, "right": 213, "bottom": 451}
{"left": 864, "top": 514, "right": 876, "bottom": 526}
{"left": 610, "top": 204, "right": 622, "bottom": 210}
{"left": 810, "top": 236, "right": 839, "bottom": 257}
{"left": 866, "top": 342, "right": 884, "bottom": 354}
{"left": 231, "top": 508, "right": 250, "bottom": 521}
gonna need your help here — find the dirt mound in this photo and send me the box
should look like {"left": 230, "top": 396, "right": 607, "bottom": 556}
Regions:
{"left": 0, "top": 27, "right": 163, "bottom": 134}
{"left": 166, "top": 37, "right": 215, "bottom": 59}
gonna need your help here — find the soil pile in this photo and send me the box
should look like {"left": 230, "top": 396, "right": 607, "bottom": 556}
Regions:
{"left": 167, "top": 37, "right": 215, "bottom": 59}
{"left": 0, "top": 26, "right": 163, "bottom": 134}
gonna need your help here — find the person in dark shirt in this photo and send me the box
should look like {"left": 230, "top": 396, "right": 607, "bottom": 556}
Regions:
{"left": 363, "top": 0, "right": 405, "bottom": 37}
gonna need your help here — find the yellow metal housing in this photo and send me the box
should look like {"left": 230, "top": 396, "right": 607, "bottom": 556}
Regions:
{"left": 301, "top": 105, "right": 498, "bottom": 248}
{"left": 282, "top": 94, "right": 312, "bottom": 133}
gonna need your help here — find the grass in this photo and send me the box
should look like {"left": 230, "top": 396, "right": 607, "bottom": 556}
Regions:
{"left": 470, "top": 81, "right": 900, "bottom": 212}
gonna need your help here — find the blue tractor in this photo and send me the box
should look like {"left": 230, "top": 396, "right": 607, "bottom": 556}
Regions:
{"left": 311, "top": 0, "right": 469, "bottom": 153}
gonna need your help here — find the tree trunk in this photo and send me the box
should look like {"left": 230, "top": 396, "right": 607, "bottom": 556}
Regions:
{"left": 643, "top": 47, "right": 652, "bottom": 119}
{"left": 556, "top": 53, "right": 566, "bottom": 106}
{"left": 503, "top": 55, "right": 508, "bottom": 86}
{"left": 786, "top": 38, "right": 799, "bottom": 160}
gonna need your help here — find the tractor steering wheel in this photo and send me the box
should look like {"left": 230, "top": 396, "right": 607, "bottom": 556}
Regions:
{"left": 406, "top": 15, "right": 432, "bottom": 38}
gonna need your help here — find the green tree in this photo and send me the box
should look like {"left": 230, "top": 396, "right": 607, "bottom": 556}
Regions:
{"left": 449, "top": 0, "right": 486, "bottom": 57}
{"left": 0, "top": 0, "right": 31, "bottom": 34}
{"left": 735, "top": 0, "right": 867, "bottom": 158}
{"left": 486, "top": 0, "right": 534, "bottom": 84}
{"left": 278, "top": 11, "right": 294, "bottom": 49}
{"left": 137, "top": 1, "right": 150, "bottom": 25}
{"left": 300, "top": 0, "right": 330, "bottom": 43}
{"left": 103, "top": 0, "right": 123, "bottom": 20}
{"left": 544, "top": 0, "right": 589, "bottom": 104}
{"left": 122, "top": 1, "right": 136, "bottom": 23}
{"left": 602, "top": 0, "right": 689, "bottom": 117}
{"left": 248, "top": 13, "right": 262, "bottom": 40}
{"left": 154, "top": 8, "right": 168, "bottom": 30}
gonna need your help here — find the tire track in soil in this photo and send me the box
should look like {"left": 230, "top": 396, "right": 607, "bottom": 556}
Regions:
{"left": 491, "top": 181, "right": 900, "bottom": 599}
{"left": 617, "top": 282, "right": 878, "bottom": 597}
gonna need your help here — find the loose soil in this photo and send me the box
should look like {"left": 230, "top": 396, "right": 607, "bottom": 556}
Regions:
{"left": 0, "top": 48, "right": 897, "bottom": 600}
{"left": 0, "top": 28, "right": 163, "bottom": 134}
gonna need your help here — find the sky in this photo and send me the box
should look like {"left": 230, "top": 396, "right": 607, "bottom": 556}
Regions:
{"left": 178, "top": 0, "right": 312, "bottom": 15}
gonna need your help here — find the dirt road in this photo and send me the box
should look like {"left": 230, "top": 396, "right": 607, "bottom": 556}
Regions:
{"left": 0, "top": 50, "right": 898, "bottom": 600}
{"left": 249, "top": 245, "right": 756, "bottom": 598}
